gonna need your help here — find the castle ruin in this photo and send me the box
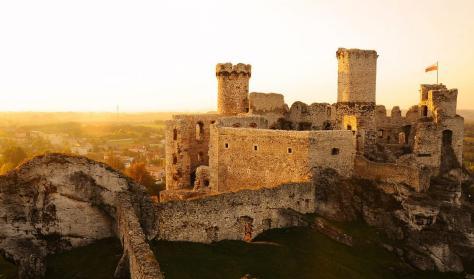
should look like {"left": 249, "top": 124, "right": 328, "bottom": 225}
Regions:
{"left": 162, "top": 48, "right": 464, "bottom": 201}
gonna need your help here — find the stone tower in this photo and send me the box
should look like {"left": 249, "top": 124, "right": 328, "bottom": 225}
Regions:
{"left": 336, "top": 48, "right": 378, "bottom": 103}
{"left": 335, "top": 48, "right": 378, "bottom": 156}
{"left": 216, "top": 63, "right": 251, "bottom": 115}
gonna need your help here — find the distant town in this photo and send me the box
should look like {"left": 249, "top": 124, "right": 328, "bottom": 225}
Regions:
{"left": 0, "top": 112, "right": 171, "bottom": 196}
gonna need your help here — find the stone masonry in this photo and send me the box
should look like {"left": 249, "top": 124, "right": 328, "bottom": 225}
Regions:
{"left": 163, "top": 48, "right": 464, "bottom": 201}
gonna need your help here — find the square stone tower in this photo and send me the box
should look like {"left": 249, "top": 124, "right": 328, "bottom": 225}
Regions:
{"left": 335, "top": 48, "right": 378, "bottom": 156}
{"left": 216, "top": 63, "right": 251, "bottom": 115}
{"left": 336, "top": 48, "right": 378, "bottom": 103}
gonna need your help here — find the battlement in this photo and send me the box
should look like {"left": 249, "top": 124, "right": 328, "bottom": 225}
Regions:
{"left": 216, "top": 63, "right": 251, "bottom": 77}
{"left": 336, "top": 48, "right": 378, "bottom": 59}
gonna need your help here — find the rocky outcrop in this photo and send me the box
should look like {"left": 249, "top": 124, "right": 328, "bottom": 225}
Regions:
{"left": 313, "top": 168, "right": 474, "bottom": 273}
{"left": 0, "top": 153, "right": 162, "bottom": 278}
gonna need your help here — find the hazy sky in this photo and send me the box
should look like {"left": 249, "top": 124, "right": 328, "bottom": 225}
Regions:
{"left": 0, "top": 0, "right": 473, "bottom": 112}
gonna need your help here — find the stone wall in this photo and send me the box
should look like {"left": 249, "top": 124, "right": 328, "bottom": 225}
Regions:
{"left": 116, "top": 194, "right": 163, "bottom": 279}
{"left": 288, "top": 101, "right": 333, "bottom": 130}
{"left": 216, "top": 63, "right": 251, "bottom": 115}
{"left": 209, "top": 126, "right": 355, "bottom": 192}
{"left": 353, "top": 155, "right": 431, "bottom": 192}
{"left": 216, "top": 115, "right": 268, "bottom": 129}
{"left": 249, "top": 92, "right": 287, "bottom": 127}
{"left": 165, "top": 114, "right": 220, "bottom": 190}
{"left": 154, "top": 183, "right": 315, "bottom": 243}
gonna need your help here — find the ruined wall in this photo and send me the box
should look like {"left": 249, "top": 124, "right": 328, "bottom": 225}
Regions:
{"left": 288, "top": 102, "right": 334, "bottom": 130}
{"left": 353, "top": 156, "right": 431, "bottom": 192}
{"left": 165, "top": 114, "right": 220, "bottom": 190}
{"left": 336, "top": 48, "right": 378, "bottom": 103}
{"left": 116, "top": 194, "right": 163, "bottom": 279}
{"left": 216, "top": 115, "right": 268, "bottom": 129}
{"left": 412, "top": 116, "right": 464, "bottom": 173}
{"left": 374, "top": 105, "right": 412, "bottom": 145}
{"left": 216, "top": 63, "right": 251, "bottom": 115}
{"left": 249, "top": 92, "right": 287, "bottom": 127}
{"left": 154, "top": 183, "right": 315, "bottom": 243}
{"left": 335, "top": 102, "right": 376, "bottom": 155}
{"left": 209, "top": 126, "right": 355, "bottom": 192}
{"left": 429, "top": 88, "right": 458, "bottom": 118}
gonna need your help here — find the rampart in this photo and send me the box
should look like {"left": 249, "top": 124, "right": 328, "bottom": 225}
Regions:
{"left": 154, "top": 183, "right": 315, "bottom": 243}
{"left": 353, "top": 155, "right": 430, "bottom": 192}
{"left": 116, "top": 194, "right": 163, "bottom": 279}
{"left": 209, "top": 126, "right": 355, "bottom": 192}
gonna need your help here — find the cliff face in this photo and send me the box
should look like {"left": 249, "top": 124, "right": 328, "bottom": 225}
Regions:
{"left": 314, "top": 168, "right": 474, "bottom": 273}
{"left": 1, "top": 154, "right": 473, "bottom": 278}
{"left": 0, "top": 154, "right": 159, "bottom": 278}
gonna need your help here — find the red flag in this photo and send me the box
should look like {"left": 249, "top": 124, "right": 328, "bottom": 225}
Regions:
{"left": 425, "top": 63, "right": 438, "bottom": 72}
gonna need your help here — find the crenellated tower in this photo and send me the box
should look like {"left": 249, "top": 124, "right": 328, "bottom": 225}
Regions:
{"left": 216, "top": 63, "right": 251, "bottom": 115}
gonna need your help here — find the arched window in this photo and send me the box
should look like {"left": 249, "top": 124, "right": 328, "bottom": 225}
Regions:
{"left": 173, "top": 129, "right": 178, "bottom": 141}
{"left": 196, "top": 122, "right": 204, "bottom": 141}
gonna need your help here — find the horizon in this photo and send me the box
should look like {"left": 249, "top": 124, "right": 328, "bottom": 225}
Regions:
{"left": 1, "top": 0, "right": 473, "bottom": 112}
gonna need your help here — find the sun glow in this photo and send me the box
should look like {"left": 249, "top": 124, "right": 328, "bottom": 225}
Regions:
{"left": 0, "top": 0, "right": 473, "bottom": 112}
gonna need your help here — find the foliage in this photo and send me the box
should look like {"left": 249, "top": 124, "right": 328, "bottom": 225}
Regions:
{"left": 125, "top": 162, "right": 155, "bottom": 189}
{"left": 1, "top": 146, "right": 27, "bottom": 166}
{"left": 105, "top": 152, "right": 125, "bottom": 171}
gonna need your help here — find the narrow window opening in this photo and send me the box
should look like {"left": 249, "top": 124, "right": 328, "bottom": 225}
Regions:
{"left": 173, "top": 129, "right": 178, "bottom": 141}
{"left": 331, "top": 148, "right": 340, "bottom": 155}
{"left": 196, "top": 121, "right": 204, "bottom": 141}
{"left": 378, "top": 129, "right": 384, "bottom": 138}
{"left": 421, "top": 105, "right": 428, "bottom": 117}
{"left": 288, "top": 148, "right": 293, "bottom": 154}
{"left": 172, "top": 155, "right": 177, "bottom": 164}
{"left": 224, "top": 143, "right": 229, "bottom": 149}
{"left": 253, "top": 145, "right": 258, "bottom": 151}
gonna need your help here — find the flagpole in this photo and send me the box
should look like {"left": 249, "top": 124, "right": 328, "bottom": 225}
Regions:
{"left": 437, "top": 61, "right": 439, "bottom": 84}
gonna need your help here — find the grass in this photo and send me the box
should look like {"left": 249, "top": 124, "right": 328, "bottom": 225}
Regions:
{"left": 45, "top": 238, "right": 122, "bottom": 279}
{"left": 1, "top": 223, "right": 466, "bottom": 279}
{"left": 151, "top": 223, "right": 465, "bottom": 279}
{"left": 0, "top": 255, "right": 17, "bottom": 279}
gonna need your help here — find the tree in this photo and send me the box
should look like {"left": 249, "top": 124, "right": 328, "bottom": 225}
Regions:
{"left": 125, "top": 162, "right": 156, "bottom": 190}
{"left": 105, "top": 152, "right": 125, "bottom": 171}
{"left": 1, "top": 146, "right": 27, "bottom": 167}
